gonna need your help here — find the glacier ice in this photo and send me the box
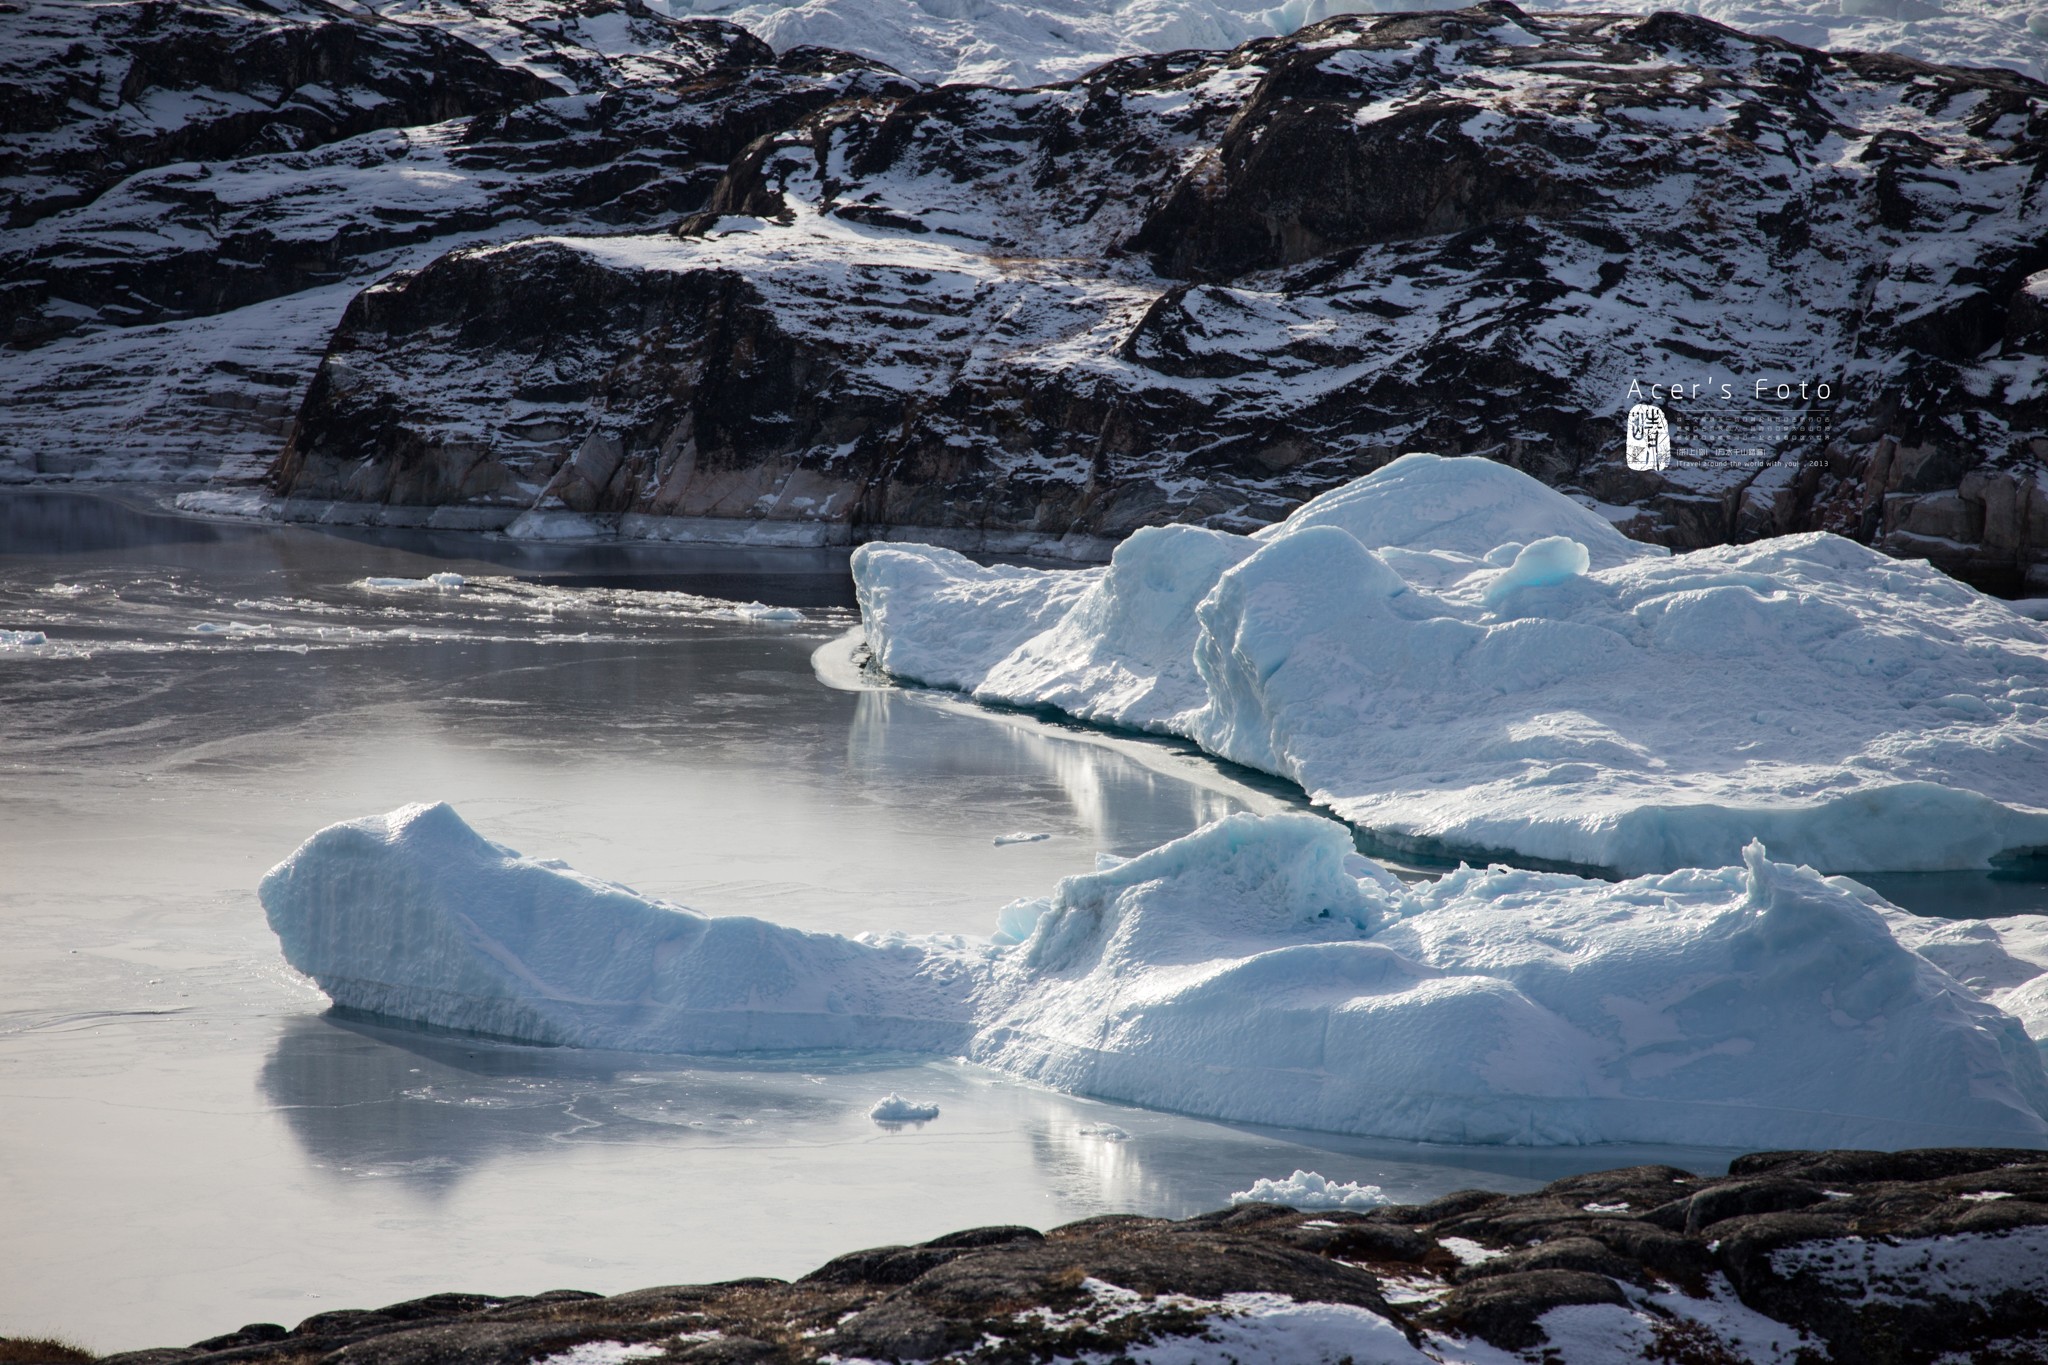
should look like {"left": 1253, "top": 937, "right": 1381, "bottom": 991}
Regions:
{"left": 261, "top": 802, "right": 2048, "bottom": 1149}
{"left": 853, "top": 453, "right": 2048, "bottom": 876}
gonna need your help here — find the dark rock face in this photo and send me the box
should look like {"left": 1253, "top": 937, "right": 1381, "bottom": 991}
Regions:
{"left": 0, "top": 0, "right": 882, "bottom": 348}
{"left": 33, "top": 1147, "right": 2048, "bottom": 1365}
{"left": 0, "top": 0, "right": 906, "bottom": 482}
{"left": 6, "top": 2, "right": 2045, "bottom": 580}
{"left": 0, "top": 0, "right": 562, "bottom": 233}
{"left": 260, "top": 4, "right": 2048, "bottom": 582}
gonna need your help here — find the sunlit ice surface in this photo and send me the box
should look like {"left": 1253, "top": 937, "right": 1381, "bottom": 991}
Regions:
{"left": 0, "top": 486, "right": 1987, "bottom": 1349}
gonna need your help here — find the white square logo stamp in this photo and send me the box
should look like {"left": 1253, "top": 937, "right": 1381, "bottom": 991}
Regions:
{"left": 1626, "top": 403, "right": 1671, "bottom": 471}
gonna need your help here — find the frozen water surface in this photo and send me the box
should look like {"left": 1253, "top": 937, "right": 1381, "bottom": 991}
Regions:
{"left": 0, "top": 488, "right": 1750, "bottom": 1351}
{"left": 0, "top": 487, "right": 2037, "bottom": 1351}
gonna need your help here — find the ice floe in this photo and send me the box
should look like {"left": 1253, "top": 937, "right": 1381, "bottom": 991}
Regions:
{"left": 261, "top": 801, "right": 2048, "bottom": 1149}
{"left": 870, "top": 1093, "right": 943, "bottom": 1123}
{"left": 1229, "top": 1171, "right": 1391, "bottom": 1211}
{"left": 854, "top": 454, "right": 2048, "bottom": 876}
{"left": 361, "top": 573, "right": 466, "bottom": 592}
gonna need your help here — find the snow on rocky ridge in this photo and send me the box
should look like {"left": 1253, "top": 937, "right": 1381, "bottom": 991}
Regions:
{"left": 663, "top": 0, "right": 2048, "bottom": 86}
{"left": 855, "top": 453, "right": 2048, "bottom": 875}
{"left": 6, "top": 0, "right": 2046, "bottom": 591}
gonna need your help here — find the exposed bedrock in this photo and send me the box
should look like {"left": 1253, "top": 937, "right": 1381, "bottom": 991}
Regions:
{"left": 57, "top": 1149, "right": 2048, "bottom": 1365}
{"left": 262, "top": 4, "right": 2048, "bottom": 582}
{"left": 7, "top": 0, "right": 2045, "bottom": 577}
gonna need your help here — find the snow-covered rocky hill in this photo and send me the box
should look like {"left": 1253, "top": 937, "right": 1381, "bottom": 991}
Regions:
{"left": 4, "top": 0, "right": 2046, "bottom": 588}
{"left": 669, "top": 0, "right": 2048, "bottom": 87}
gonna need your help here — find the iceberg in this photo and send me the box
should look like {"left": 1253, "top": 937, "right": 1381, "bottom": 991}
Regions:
{"left": 261, "top": 802, "right": 2048, "bottom": 1149}
{"left": 1229, "top": 1171, "right": 1391, "bottom": 1211}
{"left": 853, "top": 454, "right": 2048, "bottom": 876}
{"left": 870, "top": 1093, "right": 942, "bottom": 1123}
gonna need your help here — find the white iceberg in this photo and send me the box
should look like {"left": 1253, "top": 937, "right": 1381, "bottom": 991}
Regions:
{"left": 870, "top": 1093, "right": 942, "bottom": 1123}
{"left": 0, "top": 629, "right": 49, "bottom": 650}
{"left": 1230, "top": 1171, "right": 1391, "bottom": 1211}
{"left": 853, "top": 453, "right": 2048, "bottom": 876}
{"left": 260, "top": 802, "right": 2048, "bottom": 1149}
{"left": 361, "top": 573, "right": 466, "bottom": 592}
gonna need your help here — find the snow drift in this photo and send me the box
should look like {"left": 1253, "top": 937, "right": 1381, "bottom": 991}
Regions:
{"left": 854, "top": 454, "right": 2048, "bottom": 876}
{"left": 262, "top": 802, "right": 2048, "bottom": 1149}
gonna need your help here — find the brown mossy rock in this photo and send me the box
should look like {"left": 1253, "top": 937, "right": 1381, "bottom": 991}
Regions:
{"left": 65, "top": 1147, "right": 2048, "bottom": 1365}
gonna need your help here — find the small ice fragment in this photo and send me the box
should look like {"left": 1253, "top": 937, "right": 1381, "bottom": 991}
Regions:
{"left": 1582, "top": 1201, "right": 1630, "bottom": 1213}
{"left": 0, "top": 629, "right": 49, "bottom": 649}
{"left": 46, "top": 583, "right": 87, "bottom": 596}
{"left": 1230, "top": 1170, "right": 1391, "bottom": 1211}
{"left": 1960, "top": 1190, "right": 2014, "bottom": 1202}
{"left": 193, "top": 621, "right": 272, "bottom": 636}
{"left": 1077, "top": 1123, "right": 1130, "bottom": 1141}
{"left": 993, "top": 831, "right": 1051, "bottom": 846}
{"left": 361, "top": 573, "right": 464, "bottom": 591}
{"left": 728, "top": 603, "right": 805, "bottom": 622}
{"left": 869, "top": 1093, "right": 940, "bottom": 1123}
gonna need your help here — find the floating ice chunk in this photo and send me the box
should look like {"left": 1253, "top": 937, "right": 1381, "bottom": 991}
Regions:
{"left": 258, "top": 802, "right": 981, "bottom": 1054}
{"left": 1077, "top": 1123, "right": 1130, "bottom": 1140}
{"left": 0, "top": 629, "right": 48, "bottom": 650}
{"left": 1230, "top": 1171, "right": 1391, "bottom": 1211}
{"left": 853, "top": 455, "right": 2048, "bottom": 874}
{"left": 993, "top": 831, "right": 1051, "bottom": 846}
{"left": 361, "top": 573, "right": 465, "bottom": 591}
{"left": 262, "top": 806, "right": 2048, "bottom": 1148}
{"left": 870, "top": 1093, "right": 941, "bottom": 1123}
{"left": 192, "top": 620, "right": 274, "bottom": 636}
{"left": 725, "top": 602, "right": 806, "bottom": 622}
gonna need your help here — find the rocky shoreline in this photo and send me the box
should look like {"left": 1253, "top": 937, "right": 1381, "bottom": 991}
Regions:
{"left": 23, "top": 1147, "right": 2048, "bottom": 1365}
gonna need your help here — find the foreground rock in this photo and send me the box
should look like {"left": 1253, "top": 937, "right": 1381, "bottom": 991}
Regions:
{"left": 33, "top": 1148, "right": 2047, "bottom": 1364}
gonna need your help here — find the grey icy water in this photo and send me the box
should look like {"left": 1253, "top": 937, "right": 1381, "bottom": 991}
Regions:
{"left": 3, "top": 488, "right": 2036, "bottom": 1351}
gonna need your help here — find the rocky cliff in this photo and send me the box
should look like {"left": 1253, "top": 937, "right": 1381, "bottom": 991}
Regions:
{"left": 271, "top": 4, "right": 2048, "bottom": 585}
{"left": 4, "top": 0, "right": 2046, "bottom": 586}
{"left": 29, "top": 1147, "right": 2048, "bottom": 1364}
